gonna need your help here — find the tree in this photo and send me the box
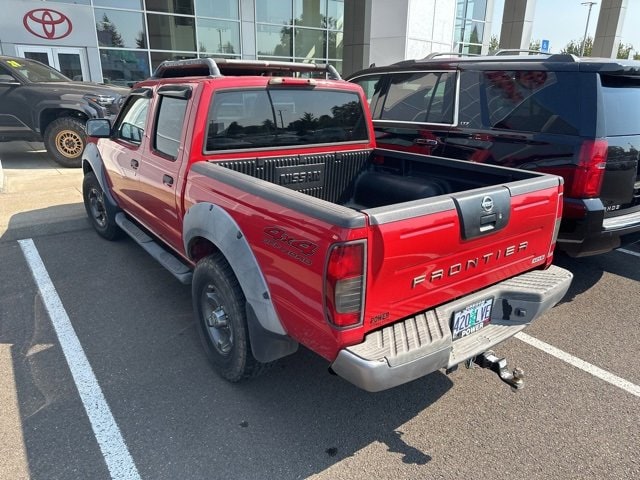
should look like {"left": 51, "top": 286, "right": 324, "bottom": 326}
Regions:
{"left": 488, "top": 35, "right": 499, "bottom": 54}
{"left": 97, "top": 14, "right": 124, "bottom": 48}
{"left": 562, "top": 36, "right": 593, "bottom": 56}
{"left": 617, "top": 42, "right": 635, "bottom": 59}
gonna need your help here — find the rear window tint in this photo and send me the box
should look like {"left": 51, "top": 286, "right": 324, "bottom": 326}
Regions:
{"left": 601, "top": 75, "right": 640, "bottom": 136}
{"left": 205, "top": 88, "right": 368, "bottom": 151}
{"left": 483, "top": 70, "right": 580, "bottom": 135}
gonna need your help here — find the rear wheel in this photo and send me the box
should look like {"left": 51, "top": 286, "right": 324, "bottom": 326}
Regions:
{"left": 44, "top": 117, "right": 86, "bottom": 168}
{"left": 82, "top": 171, "right": 122, "bottom": 240}
{"left": 192, "top": 253, "right": 268, "bottom": 382}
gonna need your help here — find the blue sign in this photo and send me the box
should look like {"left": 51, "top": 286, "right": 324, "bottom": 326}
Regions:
{"left": 541, "top": 39, "right": 550, "bottom": 53}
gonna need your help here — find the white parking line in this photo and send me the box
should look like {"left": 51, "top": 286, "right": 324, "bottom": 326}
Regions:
{"left": 617, "top": 248, "right": 640, "bottom": 258}
{"left": 515, "top": 332, "right": 640, "bottom": 398}
{"left": 18, "top": 239, "right": 141, "bottom": 480}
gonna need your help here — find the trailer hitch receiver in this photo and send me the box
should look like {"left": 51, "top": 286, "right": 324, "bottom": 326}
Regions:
{"left": 471, "top": 351, "right": 525, "bottom": 389}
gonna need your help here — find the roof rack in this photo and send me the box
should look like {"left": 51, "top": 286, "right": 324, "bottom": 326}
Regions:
{"left": 151, "top": 58, "right": 341, "bottom": 80}
{"left": 492, "top": 49, "right": 545, "bottom": 56}
{"left": 423, "top": 52, "right": 479, "bottom": 59}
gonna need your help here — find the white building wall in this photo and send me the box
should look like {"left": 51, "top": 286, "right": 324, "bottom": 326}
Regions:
{"left": 369, "top": 0, "right": 456, "bottom": 66}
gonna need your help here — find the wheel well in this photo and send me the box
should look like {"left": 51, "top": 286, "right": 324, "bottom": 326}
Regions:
{"left": 40, "top": 109, "right": 88, "bottom": 135}
{"left": 189, "top": 237, "right": 219, "bottom": 263}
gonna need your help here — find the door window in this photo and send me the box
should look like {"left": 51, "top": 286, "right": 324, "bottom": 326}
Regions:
{"left": 116, "top": 95, "right": 150, "bottom": 144}
{"left": 154, "top": 96, "right": 188, "bottom": 159}
{"left": 380, "top": 71, "right": 455, "bottom": 124}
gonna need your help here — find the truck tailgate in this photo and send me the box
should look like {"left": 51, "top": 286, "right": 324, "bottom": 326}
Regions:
{"left": 361, "top": 176, "right": 562, "bottom": 328}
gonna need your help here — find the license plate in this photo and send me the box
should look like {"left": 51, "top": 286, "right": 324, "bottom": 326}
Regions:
{"left": 452, "top": 298, "right": 493, "bottom": 340}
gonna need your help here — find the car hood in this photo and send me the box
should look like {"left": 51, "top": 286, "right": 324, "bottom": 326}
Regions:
{"left": 31, "top": 81, "right": 130, "bottom": 96}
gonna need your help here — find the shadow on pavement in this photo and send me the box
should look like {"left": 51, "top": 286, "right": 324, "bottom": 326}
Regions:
{"left": 0, "top": 204, "right": 88, "bottom": 243}
{"left": 0, "top": 142, "right": 57, "bottom": 170}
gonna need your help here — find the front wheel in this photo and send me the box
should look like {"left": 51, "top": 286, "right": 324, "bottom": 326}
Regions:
{"left": 44, "top": 117, "right": 87, "bottom": 168}
{"left": 82, "top": 171, "right": 122, "bottom": 240}
{"left": 192, "top": 253, "right": 268, "bottom": 382}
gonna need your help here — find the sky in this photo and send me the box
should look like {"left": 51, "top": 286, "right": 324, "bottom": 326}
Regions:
{"left": 491, "top": 0, "right": 640, "bottom": 54}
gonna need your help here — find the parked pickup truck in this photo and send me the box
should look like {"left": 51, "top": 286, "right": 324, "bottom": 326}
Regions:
{"left": 82, "top": 58, "right": 572, "bottom": 391}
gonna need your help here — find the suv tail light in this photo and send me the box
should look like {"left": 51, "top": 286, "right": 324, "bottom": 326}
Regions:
{"left": 324, "top": 241, "right": 366, "bottom": 328}
{"left": 571, "top": 139, "right": 608, "bottom": 198}
{"left": 540, "top": 140, "right": 607, "bottom": 199}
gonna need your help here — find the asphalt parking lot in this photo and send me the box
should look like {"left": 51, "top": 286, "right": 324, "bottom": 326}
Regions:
{"left": 1, "top": 143, "right": 639, "bottom": 480}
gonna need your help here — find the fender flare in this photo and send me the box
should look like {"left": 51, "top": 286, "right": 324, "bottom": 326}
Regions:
{"left": 81, "top": 142, "right": 119, "bottom": 210}
{"left": 183, "top": 202, "right": 298, "bottom": 362}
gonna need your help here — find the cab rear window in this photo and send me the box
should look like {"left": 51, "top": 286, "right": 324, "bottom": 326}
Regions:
{"left": 600, "top": 75, "right": 640, "bottom": 137}
{"left": 205, "top": 88, "right": 368, "bottom": 151}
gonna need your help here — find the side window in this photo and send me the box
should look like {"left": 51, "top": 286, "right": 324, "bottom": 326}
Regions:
{"left": 380, "top": 71, "right": 455, "bottom": 124}
{"left": 482, "top": 70, "right": 579, "bottom": 135}
{"left": 116, "top": 96, "right": 149, "bottom": 144}
{"left": 350, "top": 75, "right": 383, "bottom": 107}
{"left": 154, "top": 96, "right": 188, "bottom": 160}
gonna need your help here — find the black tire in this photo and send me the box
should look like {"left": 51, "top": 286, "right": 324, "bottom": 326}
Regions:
{"left": 44, "top": 117, "right": 87, "bottom": 168}
{"left": 192, "top": 253, "right": 268, "bottom": 382}
{"left": 82, "top": 171, "right": 122, "bottom": 240}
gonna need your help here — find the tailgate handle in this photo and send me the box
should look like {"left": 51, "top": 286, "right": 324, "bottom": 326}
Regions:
{"left": 163, "top": 174, "right": 174, "bottom": 186}
{"left": 480, "top": 213, "right": 497, "bottom": 232}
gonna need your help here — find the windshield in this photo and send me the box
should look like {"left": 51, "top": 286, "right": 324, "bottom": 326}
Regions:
{"left": 2, "top": 57, "right": 70, "bottom": 83}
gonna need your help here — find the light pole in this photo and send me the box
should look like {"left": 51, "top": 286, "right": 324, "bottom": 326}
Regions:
{"left": 580, "top": 1, "right": 597, "bottom": 57}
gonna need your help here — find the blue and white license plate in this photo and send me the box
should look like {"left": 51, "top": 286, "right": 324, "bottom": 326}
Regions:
{"left": 452, "top": 298, "right": 493, "bottom": 340}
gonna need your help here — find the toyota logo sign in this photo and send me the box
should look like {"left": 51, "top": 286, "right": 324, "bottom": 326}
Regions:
{"left": 23, "top": 9, "right": 73, "bottom": 40}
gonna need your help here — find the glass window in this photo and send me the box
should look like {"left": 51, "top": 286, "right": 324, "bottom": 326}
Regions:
{"left": 197, "top": 19, "right": 240, "bottom": 55}
{"left": 150, "top": 52, "right": 197, "bottom": 71}
{"left": 155, "top": 96, "right": 188, "bottom": 158}
{"left": 99, "top": 49, "right": 150, "bottom": 86}
{"left": 350, "top": 75, "right": 382, "bottom": 105}
{"left": 93, "top": 0, "right": 143, "bottom": 9}
{"left": 145, "top": 0, "right": 194, "bottom": 15}
{"left": 195, "top": 0, "right": 238, "bottom": 19}
{"left": 147, "top": 14, "right": 196, "bottom": 51}
{"left": 256, "top": 0, "right": 292, "bottom": 24}
{"left": 295, "top": 28, "right": 326, "bottom": 59}
{"left": 600, "top": 75, "right": 640, "bottom": 136}
{"left": 294, "top": 0, "right": 326, "bottom": 27}
{"left": 95, "top": 8, "right": 146, "bottom": 49}
{"left": 456, "top": 20, "right": 484, "bottom": 44}
{"left": 116, "top": 96, "right": 150, "bottom": 144}
{"left": 206, "top": 89, "right": 368, "bottom": 151}
{"left": 381, "top": 72, "right": 455, "bottom": 124}
{"left": 328, "top": 30, "right": 342, "bottom": 59}
{"left": 256, "top": 24, "right": 292, "bottom": 57}
{"left": 482, "top": 70, "right": 579, "bottom": 135}
{"left": 327, "top": 0, "right": 344, "bottom": 29}
{"left": 2, "top": 58, "right": 68, "bottom": 82}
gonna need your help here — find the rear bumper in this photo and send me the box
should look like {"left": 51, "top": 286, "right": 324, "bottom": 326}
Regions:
{"left": 558, "top": 198, "right": 640, "bottom": 256}
{"left": 330, "top": 265, "right": 573, "bottom": 392}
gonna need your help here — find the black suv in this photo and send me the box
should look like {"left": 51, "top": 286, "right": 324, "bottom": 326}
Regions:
{"left": 347, "top": 53, "right": 640, "bottom": 256}
{"left": 0, "top": 55, "right": 128, "bottom": 167}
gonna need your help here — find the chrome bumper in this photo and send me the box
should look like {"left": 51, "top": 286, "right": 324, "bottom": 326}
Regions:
{"left": 330, "top": 265, "right": 573, "bottom": 392}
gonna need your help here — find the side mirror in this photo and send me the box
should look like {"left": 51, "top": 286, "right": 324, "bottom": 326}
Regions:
{"left": 86, "top": 118, "right": 112, "bottom": 138}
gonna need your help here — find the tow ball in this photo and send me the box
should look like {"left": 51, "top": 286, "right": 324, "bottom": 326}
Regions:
{"left": 467, "top": 351, "right": 525, "bottom": 390}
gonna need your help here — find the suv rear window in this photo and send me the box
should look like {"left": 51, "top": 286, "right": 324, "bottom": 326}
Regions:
{"left": 600, "top": 75, "right": 640, "bottom": 136}
{"left": 205, "top": 88, "right": 368, "bottom": 151}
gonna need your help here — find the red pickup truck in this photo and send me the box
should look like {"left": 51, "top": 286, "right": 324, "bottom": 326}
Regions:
{"left": 82, "top": 59, "right": 572, "bottom": 391}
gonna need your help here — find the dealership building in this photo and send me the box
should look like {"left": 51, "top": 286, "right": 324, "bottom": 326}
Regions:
{"left": 0, "top": 0, "right": 629, "bottom": 85}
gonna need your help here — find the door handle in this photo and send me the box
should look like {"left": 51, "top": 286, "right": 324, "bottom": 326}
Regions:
{"left": 414, "top": 138, "right": 439, "bottom": 146}
{"left": 163, "top": 174, "right": 174, "bottom": 187}
{"left": 130, "top": 159, "right": 139, "bottom": 169}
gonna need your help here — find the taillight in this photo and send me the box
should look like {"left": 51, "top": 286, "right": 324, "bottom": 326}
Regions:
{"left": 324, "top": 241, "right": 366, "bottom": 328}
{"left": 571, "top": 139, "right": 608, "bottom": 198}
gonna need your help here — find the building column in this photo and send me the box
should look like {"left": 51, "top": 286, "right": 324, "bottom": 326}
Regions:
{"left": 592, "top": 0, "right": 628, "bottom": 58}
{"left": 499, "top": 0, "right": 536, "bottom": 52}
{"left": 342, "top": 0, "right": 372, "bottom": 76}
